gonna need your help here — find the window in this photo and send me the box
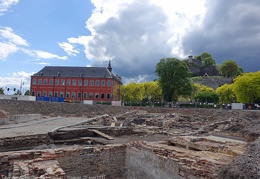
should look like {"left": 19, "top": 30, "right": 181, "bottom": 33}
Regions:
{"left": 48, "top": 92, "right": 52, "bottom": 97}
{"left": 95, "top": 93, "right": 99, "bottom": 99}
{"left": 84, "top": 80, "right": 88, "bottom": 86}
{"left": 67, "top": 79, "right": 71, "bottom": 85}
{"left": 72, "top": 80, "right": 76, "bottom": 86}
{"left": 54, "top": 92, "right": 58, "bottom": 97}
{"left": 61, "top": 79, "right": 65, "bottom": 85}
{"left": 44, "top": 79, "right": 47, "bottom": 85}
{"left": 78, "top": 80, "right": 82, "bottom": 86}
{"left": 90, "top": 80, "right": 94, "bottom": 86}
{"left": 49, "top": 79, "right": 53, "bottom": 85}
{"left": 32, "top": 91, "right": 35, "bottom": 96}
{"left": 38, "top": 79, "right": 42, "bottom": 85}
{"left": 95, "top": 80, "right": 100, "bottom": 86}
{"left": 72, "top": 92, "right": 75, "bottom": 98}
{"left": 55, "top": 79, "right": 59, "bottom": 85}
{"left": 60, "top": 92, "right": 64, "bottom": 98}
{"left": 107, "top": 94, "right": 110, "bottom": 99}
{"left": 43, "top": 91, "right": 47, "bottom": 96}
{"left": 101, "top": 80, "right": 105, "bottom": 86}
{"left": 101, "top": 93, "right": 105, "bottom": 99}
{"left": 66, "top": 92, "right": 70, "bottom": 98}
{"left": 89, "top": 92, "right": 93, "bottom": 99}
{"left": 78, "top": 92, "right": 82, "bottom": 98}
{"left": 37, "top": 91, "right": 41, "bottom": 96}
{"left": 32, "top": 78, "right": 36, "bottom": 84}
{"left": 84, "top": 93, "right": 87, "bottom": 98}
{"left": 107, "top": 80, "right": 111, "bottom": 86}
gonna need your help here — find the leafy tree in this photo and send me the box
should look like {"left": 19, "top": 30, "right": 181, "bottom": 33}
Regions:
{"left": 216, "top": 84, "right": 236, "bottom": 104}
{"left": 199, "top": 84, "right": 214, "bottom": 92}
{"left": 182, "top": 83, "right": 214, "bottom": 102}
{"left": 196, "top": 52, "right": 216, "bottom": 66}
{"left": 120, "top": 82, "right": 145, "bottom": 104}
{"left": 155, "top": 58, "right": 192, "bottom": 102}
{"left": 14, "top": 90, "right": 21, "bottom": 95}
{"left": 232, "top": 71, "right": 260, "bottom": 103}
{"left": 220, "top": 60, "right": 240, "bottom": 78}
{"left": 0, "top": 87, "right": 4, "bottom": 95}
{"left": 24, "top": 90, "right": 30, "bottom": 96}
{"left": 195, "top": 91, "right": 219, "bottom": 103}
{"left": 142, "top": 81, "right": 162, "bottom": 104}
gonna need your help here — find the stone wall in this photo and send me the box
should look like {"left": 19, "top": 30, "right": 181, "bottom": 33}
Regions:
{"left": 57, "top": 144, "right": 127, "bottom": 178}
{"left": 0, "top": 134, "right": 52, "bottom": 151}
{"left": 0, "top": 145, "right": 127, "bottom": 179}
{"left": 126, "top": 143, "right": 182, "bottom": 179}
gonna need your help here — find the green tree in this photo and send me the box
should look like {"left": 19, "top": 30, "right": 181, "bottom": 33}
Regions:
{"left": 232, "top": 71, "right": 260, "bottom": 103}
{"left": 220, "top": 60, "right": 240, "bottom": 78}
{"left": 195, "top": 91, "right": 219, "bottom": 103}
{"left": 142, "top": 81, "right": 162, "bottom": 104}
{"left": 24, "top": 90, "right": 30, "bottom": 95}
{"left": 196, "top": 52, "right": 216, "bottom": 66}
{"left": 0, "top": 87, "right": 4, "bottom": 95}
{"left": 14, "top": 90, "right": 21, "bottom": 95}
{"left": 120, "top": 82, "right": 145, "bottom": 104}
{"left": 155, "top": 58, "right": 192, "bottom": 102}
{"left": 216, "top": 84, "right": 236, "bottom": 104}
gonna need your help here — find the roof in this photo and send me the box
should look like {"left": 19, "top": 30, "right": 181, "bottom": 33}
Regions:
{"left": 32, "top": 66, "right": 111, "bottom": 78}
{"left": 32, "top": 66, "right": 123, "bottom": 84}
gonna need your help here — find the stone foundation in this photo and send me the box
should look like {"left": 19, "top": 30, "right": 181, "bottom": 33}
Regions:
{"left": 0, "top": 136, "right": 246, "bottom": 179}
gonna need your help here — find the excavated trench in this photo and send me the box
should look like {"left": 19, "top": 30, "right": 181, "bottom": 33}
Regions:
{"left": 0, "top": 100, "right": 259, "bottom": 178}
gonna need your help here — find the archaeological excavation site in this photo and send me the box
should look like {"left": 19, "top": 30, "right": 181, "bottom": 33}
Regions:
{"left": 0, "top": 99, "right": 259, "bottom": 179}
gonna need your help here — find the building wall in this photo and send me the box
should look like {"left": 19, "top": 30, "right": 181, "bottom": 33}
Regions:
{"left": 30, "top": 76, "right": 120, "bottom": 102}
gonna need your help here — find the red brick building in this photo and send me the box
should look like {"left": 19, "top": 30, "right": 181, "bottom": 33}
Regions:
{"left": 30, "top": 61, "right": 122, "bottom": 102}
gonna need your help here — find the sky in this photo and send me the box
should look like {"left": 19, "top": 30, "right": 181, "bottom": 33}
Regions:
{"left": 0, "top": 0, "right": 259, "bottom": 94}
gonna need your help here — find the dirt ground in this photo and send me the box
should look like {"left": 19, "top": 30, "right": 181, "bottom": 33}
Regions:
{"left": 0, "top": 100, "right": 259, "bottom": 178}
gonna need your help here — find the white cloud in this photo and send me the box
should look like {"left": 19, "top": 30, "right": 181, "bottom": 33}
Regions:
{"left": 58, "top": 42, "right": 79, "bottom": 56}
{"left": 0, "top": 71, "right": 33, "bottom": 94}
{"left": 34, "top": 50, "right": 68, "bottom": 60}
{"left": 0, "top": 0, "right": 19, "bottom": 16}
{"left": 0, "top": 26, "right": 28, "bottom": 60}
{"left": 0, "top": 42, "right": 18, "bottom": 60}
{"left": 0, "top": 27, "right": 67, "bottom": 62}
{"left": 0, "top": 26, "right": 28, "bottom": 46}
{"left": 36, "top": 62, "right": 50, "bottom": 65}
{"left": 22, "top": 49, "right": 68, "bottom": 61}
{"left": 61, "top": 0, "right": 206, "bottom": 82}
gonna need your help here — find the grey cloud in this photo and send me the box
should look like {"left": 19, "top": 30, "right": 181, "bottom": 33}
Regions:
{"left": 182, "top": 0, "right": 260, "bottom": 72}
{"left": 89, "top": 0, "right": 172, "bottom": 82}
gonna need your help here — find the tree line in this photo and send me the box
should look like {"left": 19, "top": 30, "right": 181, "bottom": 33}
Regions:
{"left": 114, "top": 55, "right": 259, "bottom": 106}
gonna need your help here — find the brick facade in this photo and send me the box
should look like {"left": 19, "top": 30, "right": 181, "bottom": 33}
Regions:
{"left": 30, "top": 62, "right": 122, "bottom": 102}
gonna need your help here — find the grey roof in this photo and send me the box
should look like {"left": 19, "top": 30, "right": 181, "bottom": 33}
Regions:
{"left": 32, "top": 66, "right": 113, "bottom": 78}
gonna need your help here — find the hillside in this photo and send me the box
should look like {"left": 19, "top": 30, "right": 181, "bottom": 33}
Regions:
{"left": 191, "top": 76, "right": 233, "bottom": 89}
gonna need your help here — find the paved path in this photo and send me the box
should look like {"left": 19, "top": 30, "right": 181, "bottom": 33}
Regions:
{"left": 0, "top": 117, "right": 96, "bottom": 139}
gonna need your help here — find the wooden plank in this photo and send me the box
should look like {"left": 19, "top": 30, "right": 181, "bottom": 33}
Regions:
{"left": 92, "top": 129, "right": 114, "bottom": 140}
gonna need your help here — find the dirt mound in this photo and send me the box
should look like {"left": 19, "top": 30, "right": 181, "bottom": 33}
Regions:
{"left": 218, "top": 139, "right": 260, "bottom": 179}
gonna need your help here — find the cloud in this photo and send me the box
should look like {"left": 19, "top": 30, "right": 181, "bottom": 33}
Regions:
{"left": 62, "top": 0, "right": 206, "bottom": 83}
{"left": 0, "top": 26, "right": 67, "bottom": 62}
{"left": 58, "top": 42, "right": 79, "bottom": 56}
{"left": 0, "top": 42, "right": 18, "bottom": 60}
{"left": 0, "top": 26, "right": 28, "bottom": 46}
{"left": 0, "top": 0, "right": 19, "bottom": 16}
{"left": 0, "top": 71, "right": 33, "bottom": 94}
{"left": 0, "top": 26, "right": 27, "bottom": 61}
{"left": 33, "top": 50, "right": 67, "bottom": 60}
{"left": 181, "top": 0, "right": 260, "bottom": 72}
{"left": 36, "top": 62, "right": 50, "bottom": 65}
